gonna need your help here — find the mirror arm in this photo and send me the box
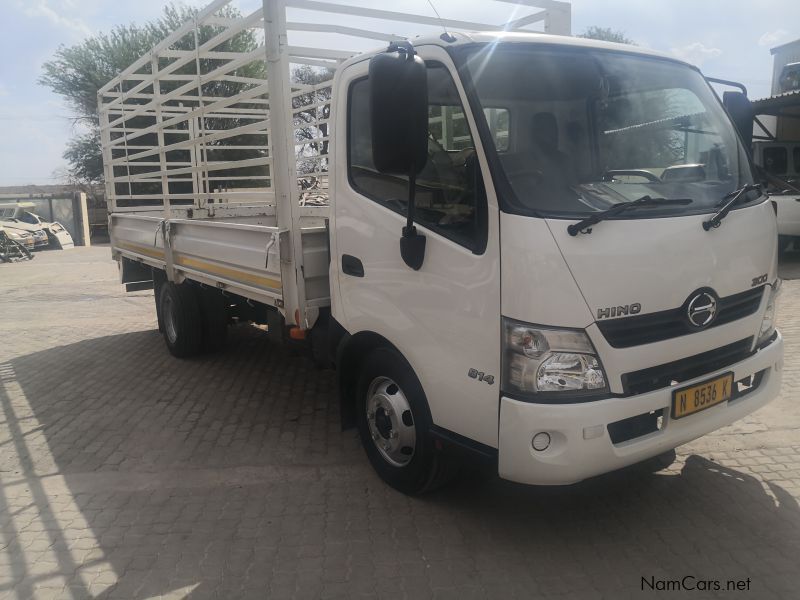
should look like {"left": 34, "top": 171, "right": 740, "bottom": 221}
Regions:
{"left": 400, "top": 164, "right": 426, "bottom": 270}
{"left": 404, "top": 167, "right": 417, "bottom": 235}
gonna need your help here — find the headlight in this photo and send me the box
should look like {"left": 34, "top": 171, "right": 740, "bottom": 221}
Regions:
{"left": 757, "top": 279, "right": 781, "bottom": 346}
{"left": 502, "top": 318, "right": 608, "bottom": 399}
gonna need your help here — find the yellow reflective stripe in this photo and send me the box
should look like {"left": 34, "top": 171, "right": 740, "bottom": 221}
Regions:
{"left": 174, "top": 255, "right": 282, "bottom": 290}
{"left": 116, "top": 242, "right": 282, "bottom": 290}
{"left": 117, "top": 241, "right": 165, "bottom": 259}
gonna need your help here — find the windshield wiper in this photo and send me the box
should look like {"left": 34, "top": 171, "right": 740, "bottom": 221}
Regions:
{"left": 567, "top": 195, "right": 693, "bottom": 236}
{"left": 702, "top": 183, "right": 761, "bottom": 231}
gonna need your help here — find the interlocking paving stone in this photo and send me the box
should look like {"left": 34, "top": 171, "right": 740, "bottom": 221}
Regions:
{"left": 0, "top": 246, "right": 798, "bottom": 599}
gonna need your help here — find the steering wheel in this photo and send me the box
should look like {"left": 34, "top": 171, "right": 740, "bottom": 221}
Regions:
{"left": 601, "top": 169, "right": 661, "bottom": 183}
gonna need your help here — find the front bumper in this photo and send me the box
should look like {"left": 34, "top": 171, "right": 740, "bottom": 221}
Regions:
{"left": 498, "top": 332, "right": 784, "bottom": 485}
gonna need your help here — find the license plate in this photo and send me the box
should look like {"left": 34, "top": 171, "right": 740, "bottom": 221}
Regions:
{"left": 672, "top": 372, "right": 734, "bottom": 419}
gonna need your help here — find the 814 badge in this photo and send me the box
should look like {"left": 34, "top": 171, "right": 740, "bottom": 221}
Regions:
{"left": 468, "top": 368, "right": 494, "bottom": 385}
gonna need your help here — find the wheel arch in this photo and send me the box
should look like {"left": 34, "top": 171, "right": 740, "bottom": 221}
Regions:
{"left": 336, "top": 328, "right": 406, "bottom": 431}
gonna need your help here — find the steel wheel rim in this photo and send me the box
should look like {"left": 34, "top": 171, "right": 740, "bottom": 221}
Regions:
{"left": 163, "top": 293, "right": 178, "bottom": 344}
{"left": 366, "top": 376, "right": 416, "bottom": 467}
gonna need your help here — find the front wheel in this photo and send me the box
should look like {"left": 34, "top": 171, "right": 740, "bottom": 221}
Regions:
{"left": 356, "top": 348, "right": 456, "bottom": 494}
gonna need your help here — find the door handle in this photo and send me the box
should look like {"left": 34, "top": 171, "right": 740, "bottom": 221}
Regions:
{"left": 341, "top": 254, "right": 364, "bottom": 277}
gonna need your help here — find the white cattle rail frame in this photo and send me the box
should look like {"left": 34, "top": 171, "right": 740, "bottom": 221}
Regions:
{"left": 98, "top": 0, "right": 570, "bottom": 326}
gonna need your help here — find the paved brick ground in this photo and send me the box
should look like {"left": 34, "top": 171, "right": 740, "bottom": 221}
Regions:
{"left": 0, "top": 246, "right": 799, "bottom": 599}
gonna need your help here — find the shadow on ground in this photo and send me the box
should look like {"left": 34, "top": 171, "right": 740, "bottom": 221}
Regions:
{"left": 0, "top": 326, "right": 798, "bottom": 598}
{"left": 779, "top": 245, "right": 800, "bottom": 280}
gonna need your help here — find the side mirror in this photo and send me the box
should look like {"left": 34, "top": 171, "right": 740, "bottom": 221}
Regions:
{"left": 722, "top": 91, "right": 754, "bottom": 148}
{"left": 368, "top": 43, "right": 428, "bottom": 175}
{"left": 369, "top": 43, "right": 428, "bottom": 270}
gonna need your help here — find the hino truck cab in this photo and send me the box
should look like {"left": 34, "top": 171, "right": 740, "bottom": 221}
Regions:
{"left": 329, "top": 33, "right": 783, "bottom": 492}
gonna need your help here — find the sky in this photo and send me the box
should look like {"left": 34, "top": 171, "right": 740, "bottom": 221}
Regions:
{"left": 0, "top": 0, "right": 798, "bottom": 186}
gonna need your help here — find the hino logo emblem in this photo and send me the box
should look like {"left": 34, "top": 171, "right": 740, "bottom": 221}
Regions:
{"left": 686, "top": 290, "right": 718, "bottom": 328}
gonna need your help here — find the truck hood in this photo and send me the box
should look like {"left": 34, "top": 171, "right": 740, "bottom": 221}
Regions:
{"left": 545, "top": 200, "right": 778, "bottom": 320}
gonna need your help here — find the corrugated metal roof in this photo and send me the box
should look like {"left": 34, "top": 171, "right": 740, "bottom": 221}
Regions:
{"left": 752, "top": 89, "right": 800, "bottom": 114}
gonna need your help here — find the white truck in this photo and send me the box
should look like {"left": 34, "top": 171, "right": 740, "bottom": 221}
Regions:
{"left": 100, "top": 0, "right": 784, "bottom": 493}
{"left": 746, "top": 49, "right": 800, "bottom": 249}
{"left": 752, "top": 140, "right": 800, "bottom": 247}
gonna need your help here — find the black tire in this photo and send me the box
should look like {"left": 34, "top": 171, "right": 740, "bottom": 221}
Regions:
{"left": 159, "top": 281, "right": 203, "bottom": 358}
{"left": 154, "top": 278, "right": 165, "bottom": 333}
{"left": 356, "top": 347, "right": 457, "bottom": 494}
{"left": 198, "top": 287, "right": 228, "bottom": 353}
{"left": 778, "top": 235, "right": 794, "bottom": 253}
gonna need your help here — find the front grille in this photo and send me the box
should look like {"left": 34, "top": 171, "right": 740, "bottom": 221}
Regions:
{"left": 608, "top": 408, "right": 664, "bottom": 444}
{"left": 621, "top": 337, "right": 753, "bottom": 395}
{"left": 597, "top": 287, "right": 764, "bottom": 348}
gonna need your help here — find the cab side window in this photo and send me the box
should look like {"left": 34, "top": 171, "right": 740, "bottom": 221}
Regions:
{"left": 348, "top": 62, "right": 487, "bottom": 253}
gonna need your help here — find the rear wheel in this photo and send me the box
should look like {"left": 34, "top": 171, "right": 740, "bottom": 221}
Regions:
{"left": 356, "top": 348, "right": 457, "bottom": 494}
{"left": 154, "top": 277, "right": 165, "bottom": 333}
{"left": 159, "top": 282, "right": 203, "bottom": 358}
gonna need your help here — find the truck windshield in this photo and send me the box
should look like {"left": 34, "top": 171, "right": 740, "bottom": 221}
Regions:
{"left": 458, "top": 44, "right": 757, "bottom": 218}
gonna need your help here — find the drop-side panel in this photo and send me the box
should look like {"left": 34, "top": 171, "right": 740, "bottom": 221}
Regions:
{"left": 111, "top": 214, "right": 284, "bottom": 307}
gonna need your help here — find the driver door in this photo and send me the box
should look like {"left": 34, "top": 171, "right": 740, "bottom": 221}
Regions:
{"left": 332, "top": 47, "right": 502, "bottom": 448}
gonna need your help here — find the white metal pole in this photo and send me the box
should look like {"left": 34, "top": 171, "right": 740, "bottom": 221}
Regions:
{"left": 98, "top": 93, "right": 116, "bottom": 214}
{"left": 151, "top": 55, "right": 171, "bottom": 217}
{"left": 263, "top": 0, "right": 308, "bottom": 327}
{"left": 193, "top": 23, "right": 210, "bottom": 210}
{"left": 544, "top": 2, "right": 571, "bottom": 35}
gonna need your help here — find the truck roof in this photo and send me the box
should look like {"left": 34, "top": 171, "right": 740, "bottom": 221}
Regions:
{"left": 341, "top": 30, "right": 695, "bottom": 71}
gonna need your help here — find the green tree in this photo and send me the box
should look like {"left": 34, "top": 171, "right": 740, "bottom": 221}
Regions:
{"left": 292, "top": 65, "right": 334, "bottom": 181}
{"left": 62, "top": 132, "right": 104, "bottom": 187}
{"left": 577, "top": 26, "right": 690, "bottom": 171}
{"left": 39, "top": 4, "right": 264, "bottom": 187}
{"left": 577, "top": 26, "right": 635, "bottom": 45}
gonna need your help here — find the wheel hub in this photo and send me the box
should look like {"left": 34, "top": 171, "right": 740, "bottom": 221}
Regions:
{"left": 366, "top": 377, "right": 416, "bottom": 467}
{"left": 374, "top": 407, "right": 393, "bottom": 439}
